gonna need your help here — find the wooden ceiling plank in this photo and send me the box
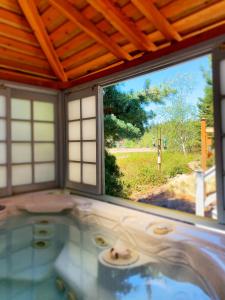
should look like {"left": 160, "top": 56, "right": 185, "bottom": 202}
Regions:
{"left": 0, "top": 0, "right": 21, "bottom": 14}
{"left": 131, "top": 0, "right": 181, "bottom": 41}
{"left": 160, "top": 0, "right": 218, "bottom": 21}
{"left": 50, "top": 22, "right": 81, "bottom": 48}
{"left": 0, "top": 69, "right": 59, "bottom": 89}
{"left": 62, "top": 44, "right": 108, "bottom": 70}
{"left": 0, "top": 23, "right": 39, "bottom": 46}
{"left": 66, "top": 42, "right": 136, "bottom": 79}
{"left": 0, "top": 47, "right": 50, "bottom": 70}
{"left": 0, "top": 58, "right": 56, "bottom": 79}
{"left": 0, "top": 36, "right": 45, "bottom": 59}
{"left": 41, "top": 6, "right": 67, "bottom": 33}
{"left": 0, "top": 8, "right": 31, "bottom": 32}
{"left": 86, "top": 0, "right": 157, "bottom": 51}
{"left": 56, "top": 32, "right": 95, "bottom": 59}
{"left": 18, "top": 0, "right": 67, "bottom": 82}
{"left": 49, "top": 0, "right": 132, "bottom": 61}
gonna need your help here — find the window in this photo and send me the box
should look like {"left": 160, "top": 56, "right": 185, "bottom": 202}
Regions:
{"left": 103, "top": 55, "right": 219, "bottom": 221}
{"left": 66, "top": 87, "right": 102, "bottom": 195}
{"left": 0, "top": 88, "right": 58, "bottom": 196}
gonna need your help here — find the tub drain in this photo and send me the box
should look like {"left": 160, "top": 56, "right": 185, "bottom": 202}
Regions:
{"left": 32, "top": 240, "right": 50, "bottom": 249}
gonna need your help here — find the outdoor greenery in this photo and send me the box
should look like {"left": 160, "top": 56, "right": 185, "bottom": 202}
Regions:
{"left": 198, "top": 63, "right": 214, "bottom": 127}
{"left": 114, "top": 151, "right": 200, "bottom": 198}
{"left": 104, "top": 83, "right": 173, "bottom": 196}
{"left": 104, "top": 57, "right": 213, "bottom": 199}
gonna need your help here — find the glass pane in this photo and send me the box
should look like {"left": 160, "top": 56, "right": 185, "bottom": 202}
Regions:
{"left": 34, "top": 123, "right": 54, "bottom": 141}
{"left": 82, "top": 119, "right": 96, "bottom": 140}
{"left": 82, "top": 96, "right": 96, "bottom": 118}
{"left": 0, "top": 143, "right": 6, "bottom": 164}
{"left": 12, "top": 143, "right": 32, "bottom": 163}
{"left": 0, "top": 96, "right": 6, "bottom": 117}
{"left": 83, "top": 164, "right": 96, "bottom": 185}
{"left": 69, "top": 142, "right": 81, "bottom": 161}
{"left": 12, "top": 165, "right": 32, "bottom": 186}
{"left": 83, "top": 142, "right": 96, "bottom": 162}
{"left": 34, "top": 143, "right": 55, "bottom": 162}
{"left": 0, "top": 120, "right": 6, "bottom": 141}
{"left": 0, "top": 166, "right": 6, "bottom": 188}
{"left": 33, "top": 101, "right": 54, "bottom": 121}
{"left": 220, "top": 60, "right": 225, "bottom": 95}
{"left": 11, "top": 121, "right": 31, "bottom": 141}
{"left": 69, "top": 162, "right": 81, "bottom": 182}
{"left": 69, "top": 121, "right": 80, "bottom": 141}
{"left": 68, "top": 100, "right": 80, "bottom": 120}
{"left": 11, "top": 98, "right": 31, "bottom": 120}
{"left": 34, "top": 163, "right": 55, "bottom": 183}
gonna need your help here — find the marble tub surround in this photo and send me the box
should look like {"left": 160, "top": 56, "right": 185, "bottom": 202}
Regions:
{"left": 0, "top": 190, "right": 225, "bottom": 299}
{"left": 16, "top": 193, "right": 74, "bottom": 213}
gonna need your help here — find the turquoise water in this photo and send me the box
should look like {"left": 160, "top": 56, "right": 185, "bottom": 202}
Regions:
{"left": 0, "top": 214, "right": 216, "bottom": 300}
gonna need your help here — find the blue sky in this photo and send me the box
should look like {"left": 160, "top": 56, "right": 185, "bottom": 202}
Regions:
{"left": 118, "top": 55, "right": 211, "bottom": 123}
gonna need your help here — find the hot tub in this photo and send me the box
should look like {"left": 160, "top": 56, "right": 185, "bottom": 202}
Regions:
{"left": 0, "top": 191, "right": 224, "bottom": 300}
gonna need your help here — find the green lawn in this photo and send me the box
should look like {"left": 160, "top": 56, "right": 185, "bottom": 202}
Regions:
{"left": 113, "top": 151, "right": 200, "bottom": 198}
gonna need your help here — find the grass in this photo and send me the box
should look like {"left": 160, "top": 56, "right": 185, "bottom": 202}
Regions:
{"left": 113, "top": 151, "right": 200, "bottom": 198}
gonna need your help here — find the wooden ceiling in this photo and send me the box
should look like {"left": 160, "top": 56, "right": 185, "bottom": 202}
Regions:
{"left": 0, "top": 0, "right": 225, "bottom": 89}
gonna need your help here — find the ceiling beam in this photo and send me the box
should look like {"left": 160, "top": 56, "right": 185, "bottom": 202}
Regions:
{"left": 131, "top": 0, "right": 182, "bottom": 42}
{"left": 17, "top": 0, "right": 67, "bottom": 81}
{"left": 49, "top": 0, "right": 132, "bottom": 61}
{"left": 86, "top": 0, "right": 157, "bottom": 52}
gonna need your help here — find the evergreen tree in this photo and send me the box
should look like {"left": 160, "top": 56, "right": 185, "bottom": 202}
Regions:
{"left": 198, "top": 62, "right": 214, "bottom": 127}
{"left": 104, "top": 82, "right": 173, "bottom": 196}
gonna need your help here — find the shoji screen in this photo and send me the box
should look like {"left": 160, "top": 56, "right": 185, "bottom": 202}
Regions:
{"left": 0, "top": 89, "right": 59, "bottom": 196}
{"left": 0, "top": 88, "right": 9, "bottom": 197}
{"left": 213, "top": 46, "right": 225, "bottom": 223}
{"left": 66, "top": 87, "right": 103, "bottom": 194}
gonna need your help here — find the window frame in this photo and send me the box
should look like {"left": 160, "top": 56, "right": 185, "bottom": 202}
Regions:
{"left": 65, "top": 86, "right": 103, "bottom": 195}
{"left": 0, "top": 88, "right": 60, "bottom": 195}
{"left": 66, "top": 35, "right": 225, "bottom": 228}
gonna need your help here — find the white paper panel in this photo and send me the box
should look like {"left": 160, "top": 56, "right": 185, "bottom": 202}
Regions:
{"left": 82, "top": 96, "right": 96, "bottom": 118}
{"left": 83, "top": 142, "right": 96, "bottom": 162}
{"left": 69, "top": 162, "right": 81, "bottom": 182}
{"left": 69, "top": 142, "right": 81, "bottom": 161}
{"left": 68, "top": 100, "right": 80, "bottom": 120}
{"left": 34, "top": 123, "right": 54, "bottom": 141}
{"left": 11, "top": 99, "right": 31, "bottom": 120}
{"left": 11, "top": 121, "right": 31, "bottom": 141}
{"left": 0, "top": 96, "right": 6, "bottom": 117}
{"left": 0, "top": 120, "right": 6, "bottom": 141}
{"left": 34, "top": 143, "right": 55, "bottom": 162}
{"left": 12, "top": 165, "right": 32, "bottom": 186}
{"left": 83, "top": 164, "right": 96, "bottom": 185}
{"left": 0, "top": 166, "right": 6, "bottom": 188}
{"left": 12, "top": 143, "right": 32, "bottom": 163}
{"left": 69, "top": 121, "right": 80, "bottom": 141}
{"left": 82, "top": 119, "right": 96, "bottom": 140}
{"left": 0, "top": 143, "right": 6, "bottom": 164}
{"left": 220, "top": 60, "right": 225, "bottom": 95}
{"left": 34, "top": 163, "right": 55, "bottom": 183}
{"left": 33, "top": 101, "right": 54, "bottom": 121}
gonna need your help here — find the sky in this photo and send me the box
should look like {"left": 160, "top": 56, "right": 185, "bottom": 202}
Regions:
{"left": 117, "top": 55, "right": 211, "bottom": 124}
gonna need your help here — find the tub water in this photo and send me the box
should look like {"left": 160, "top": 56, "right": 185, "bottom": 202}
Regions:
{"left": 0, "top": 213, "right": 217, "bottom": 300}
